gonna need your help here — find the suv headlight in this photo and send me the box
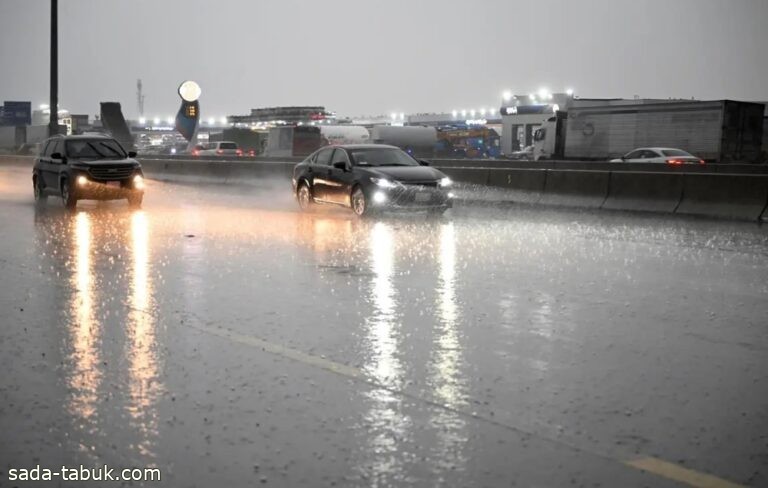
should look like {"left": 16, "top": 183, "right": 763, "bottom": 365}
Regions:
{"left": 439, "top": 177, "right": 453, "bottom": 187}
{"left": 133, "top": 174, "right": 145, "bottom": 190}
{"left": 371, "top": 177, "right": 399, "bottom": 189}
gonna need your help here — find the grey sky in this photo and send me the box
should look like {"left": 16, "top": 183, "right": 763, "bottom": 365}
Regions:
{"left": 1, "top": 0, "right": 767, "bottom": 119}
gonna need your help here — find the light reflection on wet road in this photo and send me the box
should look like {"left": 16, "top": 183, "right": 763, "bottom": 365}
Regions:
{"left": 1, "top": 165, "right": 767, "bottom": 487}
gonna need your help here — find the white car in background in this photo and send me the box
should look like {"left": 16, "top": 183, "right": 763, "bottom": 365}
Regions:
{"left": 611, "top": 147, "right": 705, "bottom": 164}
{"left": 196, "top": 141, "right": 242, "bottom": 157}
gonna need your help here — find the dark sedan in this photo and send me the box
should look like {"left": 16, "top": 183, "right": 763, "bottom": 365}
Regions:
{"left": 292, "top": 144, "right": 453, "bottom": 217}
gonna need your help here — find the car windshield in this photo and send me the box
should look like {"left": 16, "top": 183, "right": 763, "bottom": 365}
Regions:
{"left": 661, "top": 149, "right": 693, "bottom": 157}
{"left": 66, "top": 139, "right": 126, "bottom": 159}
{"left": 349, "top": 148, "right": 418, "bottom": 167}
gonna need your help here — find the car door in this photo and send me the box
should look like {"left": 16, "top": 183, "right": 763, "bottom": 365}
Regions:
{"left": 623, "top": 150, "right": 644, "bottom": 162}
{"left": 310, "top": 147, "right": 334, "bottom": 201}
{"left": 43, "top": 139, "right": 64, "bottom": 189}
{"left": 643, "top": 149, "right": 664, "bottom": 163}
{"left": 326, "top": 148, "right": 354, "bottom": 205}
{"left": 36, "top": 140, "right": 53, "bottom": 188}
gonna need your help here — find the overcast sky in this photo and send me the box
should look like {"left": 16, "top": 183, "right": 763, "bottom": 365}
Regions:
{"left": 1, "top": 0, "right": 767, "bottom": 119}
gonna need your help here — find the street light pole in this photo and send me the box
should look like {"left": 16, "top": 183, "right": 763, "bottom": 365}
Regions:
{"left": 48, "top": 0, "right": 58, "bottom": 137}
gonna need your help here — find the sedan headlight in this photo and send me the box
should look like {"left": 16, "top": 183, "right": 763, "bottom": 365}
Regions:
{"left": 439, "top": 177, "right": 453, "bottom": 187}
{"left": 371, "top": 177, "right": 399, "bottom": 189}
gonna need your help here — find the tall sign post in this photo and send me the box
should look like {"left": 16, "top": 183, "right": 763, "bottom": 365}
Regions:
{"left": 48, "top": 0, "right": 58, "bottom": 136}
{"left": 175, "top": 81, "right": 201, "bottom": 150}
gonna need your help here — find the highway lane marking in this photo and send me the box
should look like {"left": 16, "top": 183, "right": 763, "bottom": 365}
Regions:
{"left": 185, "top": 321, "right": 745, "bottom": 488}
{"left": 625, "top": 457, "right": 744, "bottom": 488}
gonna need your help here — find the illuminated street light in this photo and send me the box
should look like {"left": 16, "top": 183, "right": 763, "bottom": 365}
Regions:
{"left": 166, "top": 116, "right": 174, "bottom": 124}
{"left": 452, "top": 110, "right": 458, "bottom": 118}
{"left": 208, "top": 117, "right": 215, "bottom": 125}
{"left": 138, "top": 117, "right": 146, "bottom": 125}
{"left": 538, "top": 88, "right": 550, "bottom": 100}
{"left": 529, "top": 93, "right": 536, "bottom": 101}
{"left": 153, "top": 117, "right": 160, "bottom": 125}
{"left": 220, "top": 117, "right": 227, "bottom": 125}
{"left": 390, "top": 113, "right": 397, "bottom": 120}
{"left": 461, "top": 109, "right": 467, "bottom": 117}
{"left": 566, "top": 88, "right": 574, "bottom": 96}
{"left": 470, "top": 109, "right": 476, "bottom": 117}
{"left": 480, "top": 108, "right": 487, "bottom": 116}
{"left": 502, "top": 90, "right": 513, "bottom": 102}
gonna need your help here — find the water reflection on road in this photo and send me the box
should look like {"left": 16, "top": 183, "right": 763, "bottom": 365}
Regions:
{"left": 126, "top": 211, "right": 161, "bottom": 458}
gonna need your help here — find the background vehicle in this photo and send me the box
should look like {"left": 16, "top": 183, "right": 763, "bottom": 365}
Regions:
{"left": 610, "top": 147, "right": 705, "bottom": 164}
{"left": 263, "top": 126, "right": 322, "bottom": 157}
{"left": 32, "top": 135, "right": 144, "bottom": 209}
{"left": 504, "top": 145, "right": 534, "bottom": 160}
{"left": 292, "top": 144, "right": 453, "bottom": 217}
{"left": 370, "top": 126, "right": 437, "bottom": 158}
{"left": 435, "top": 125, "right": 500, "bottom": 158}
{"left": 209, "top": 128, "right": 268, "bottom": 157}
{"left": 533, "top": 100, "right": 764, "bottom": 162}
{"left": 197, "top": 141, "right": 242, "bottom": 157}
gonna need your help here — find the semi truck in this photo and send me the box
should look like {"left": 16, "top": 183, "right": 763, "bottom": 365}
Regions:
{"left": 533, "top": 100, "right": 764, "bottom": 163}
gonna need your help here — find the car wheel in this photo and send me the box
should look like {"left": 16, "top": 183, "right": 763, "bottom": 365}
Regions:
{"left": 351, "top": 186, "right": 371, "bottom": 217}
{"left": 61, "top": 179, "right": 77, "bottom": 210}
{"left": 33, "top": 175, "right": 47, "bottom": 204}
{"left": 128, "top": 193, "right": 143, "bottom": 208}
{"left": 297, "top": 182, "right": 314, "bottom": 211}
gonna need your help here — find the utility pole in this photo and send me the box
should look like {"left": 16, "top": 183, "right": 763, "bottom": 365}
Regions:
{"left": 48, "top": 0, "right": 58, "bottom": 136}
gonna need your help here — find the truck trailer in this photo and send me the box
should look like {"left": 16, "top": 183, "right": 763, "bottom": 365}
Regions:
{"left": 533, "top": 100, "right": 764, "bottom": 163}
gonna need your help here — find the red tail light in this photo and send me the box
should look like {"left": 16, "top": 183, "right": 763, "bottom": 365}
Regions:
{"left": 248, "top": 150, "right": 255, "bottom": 157}
{"left": 699, "top": 159, "right": 705, "bottom": 164}
{"left": 216, "top": 149, "right": 223, "bottom": 155}
{"left": 192, "top": 150, "right": 199, "bottom": 156}
{"left": 236, "top": 149, "right": 243, "bottom": 156}
{"left": 666, "top": 159, "right": 683, "bottom": 165}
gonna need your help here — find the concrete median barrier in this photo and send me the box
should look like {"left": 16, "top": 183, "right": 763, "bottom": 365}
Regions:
{"left": 436, "top": 166, "right": 490, "bottom": 186}
{"left": 602, "top": 172, "right": 684, "bottom": 213}
{"left": 539, "top": 170, "right": 610, "bottom": 208}
{"left": 675, "top": 173, "right": 768, "bottom": 221}
{"left": 484, "top": 168, "right": 547, "bottom": 203}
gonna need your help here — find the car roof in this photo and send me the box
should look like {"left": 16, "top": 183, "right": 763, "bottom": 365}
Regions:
{"left": 635, "top": 147, "right": 688, "bottom": 152}
{"left": 47, "top": 134, "right": 115, "bottom": 141}
{"left": 325, "top": 144, "right": 399, "bottom": 150}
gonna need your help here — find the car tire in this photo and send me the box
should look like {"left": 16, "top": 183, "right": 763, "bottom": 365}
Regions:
{"left": 297, "top": 182, "right": 314, "bottom": 211}
{"left": 128, "top": 193, "right": 143, "bottom": 208}
{"left": 61, "top": 178, "right": 77, "bottom": 210}
{"left": 33, "top": 175, "right": 47, "bottom": 204}
{"left": 351, "top": 186, "right": 373, "bottom": 217}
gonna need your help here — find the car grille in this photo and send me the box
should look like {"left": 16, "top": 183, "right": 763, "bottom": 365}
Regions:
{"left": 402, "top": 181, "right": 438, "bottom": 188}
{"left": 88, "top": 165, "right": 135, "bottom": 180}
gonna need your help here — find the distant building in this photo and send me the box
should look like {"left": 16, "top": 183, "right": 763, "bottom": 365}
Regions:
{"left": 229, "top": 106, "right": 337, "bottom": 126}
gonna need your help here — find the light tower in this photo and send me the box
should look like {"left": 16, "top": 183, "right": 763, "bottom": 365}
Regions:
{"left": 136, "top": 79, "right": 145, "bottom": 117}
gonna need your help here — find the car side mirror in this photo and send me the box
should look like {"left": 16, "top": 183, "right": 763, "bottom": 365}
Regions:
{"left": 419, "top": 159, "right": 430, "bottom": 166}
{"left": 333, "top": 161, "right": 348, "bottom": 171}
{"left": 50, "top": 152, "right": 66, "bottom": 163}
{"left": 128, "top": 151, "right": 137, "bottom": 158}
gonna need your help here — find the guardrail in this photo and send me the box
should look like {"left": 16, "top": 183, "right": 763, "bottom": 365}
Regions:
{"left": 2, "top": 155, "right": 766, "bottom": 221}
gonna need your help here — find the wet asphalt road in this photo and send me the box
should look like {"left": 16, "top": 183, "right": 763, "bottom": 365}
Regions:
{"left": 1, "top": 165, "right": 767, "bottom": 487}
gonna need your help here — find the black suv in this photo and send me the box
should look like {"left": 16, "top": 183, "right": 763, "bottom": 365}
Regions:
{"left": 33, "top": 135, "right": 145, "bottom": 209}
{"left": 292, "top": 144, "right": 453, "bottom": 217}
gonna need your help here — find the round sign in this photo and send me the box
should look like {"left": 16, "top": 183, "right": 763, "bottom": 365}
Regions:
{"left": 178, "top": 81, "right": 201, "bottom": 102}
